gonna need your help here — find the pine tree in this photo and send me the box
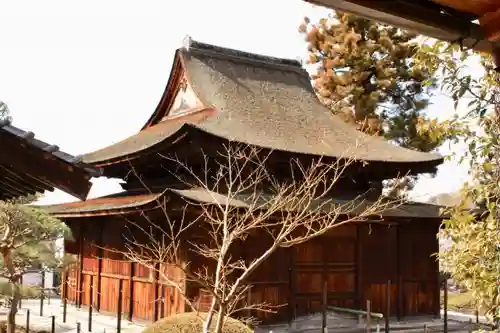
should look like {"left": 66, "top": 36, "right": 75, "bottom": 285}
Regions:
{"left": 299, "top": 13, "right": 454, "bottom": 195}
{"left": 0, "top": 195, "right": 71, "bottom": 333}
{"left": 0, "top": 102, "right": 10, "bottom": 122}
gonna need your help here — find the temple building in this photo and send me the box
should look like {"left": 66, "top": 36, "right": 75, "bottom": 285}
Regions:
{"left": 45, "top": 38, "right": 446, "bottom": 324}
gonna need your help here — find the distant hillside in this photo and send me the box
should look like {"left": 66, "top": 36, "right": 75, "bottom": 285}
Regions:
{"left": 427, "top": 192, "right": 476, "bottom": 209}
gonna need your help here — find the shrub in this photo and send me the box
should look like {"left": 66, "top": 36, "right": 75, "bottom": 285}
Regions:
{"left": 141, "top": 312, "right": 252, "bottom": 333}
{"left": 0, "top": 281, "right": 41, "bottom": 299}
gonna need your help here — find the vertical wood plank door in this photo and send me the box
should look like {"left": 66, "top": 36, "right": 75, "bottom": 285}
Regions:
{"left": 293, "top": 227, "right": 356, "bottom": 316}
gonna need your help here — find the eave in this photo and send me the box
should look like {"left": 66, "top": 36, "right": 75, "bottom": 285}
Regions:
{"left": 42, "top": 187, "right": 448, "bottom": 220}
{"left": 0, "top": 118, "right": 102, "bottom": 200}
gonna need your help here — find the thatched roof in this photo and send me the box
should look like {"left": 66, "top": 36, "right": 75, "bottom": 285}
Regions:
{"left": 82, "top": 38, "right": 443, "bottom": 171}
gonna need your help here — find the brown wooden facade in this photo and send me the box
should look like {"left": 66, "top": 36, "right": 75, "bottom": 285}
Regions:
{"left": 48, "top": 39, "right": 446, "bottom": 324}
{"left": 61, "top": 210, "right": 441, "bottom": 324}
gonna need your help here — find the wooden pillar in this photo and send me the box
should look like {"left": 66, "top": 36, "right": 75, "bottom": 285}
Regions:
{"left": 77, "top": 224, "right": 85, "bottom": 308}
{"left": 96, "top": 223, "right": 103, "bottom": 312}
{"left": 153, "top": 263, "right": 160, "bottom": 322}
{"left": 355, "top": 225, "right": 362, "bottom": 308}
{"left": 322, "top": 237, "right": 328, "bottom": 311}
{"left": 288, "top": 247, "right": 297, "bottom": 320}
{"left": 128, "top": 262, "right": 135, "bottom": 321}
{"left": 396, "top": 225, "right": 403, "bottom": 320}
{"left": 433, "top": 221, "right": 441, "bottom": 318}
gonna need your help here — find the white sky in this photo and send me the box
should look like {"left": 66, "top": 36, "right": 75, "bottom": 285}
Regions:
{"left": 0, "top": 0, "right": 469, "bottom": 205}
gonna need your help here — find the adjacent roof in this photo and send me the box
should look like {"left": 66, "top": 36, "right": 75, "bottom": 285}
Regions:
{"left": 42, "top": 191, "right": 162, "bottom": 217}
{"left": 0, "top": 118, "right": 101, "bottom": 200}
{"left": 82, "top": 38, "right": 443, "bottom": 170}
{"left": 43, "top": 187, "right": 446, "bottom": 219}
{"left": 304, "top": 0, "right": 500, "bottom": 68}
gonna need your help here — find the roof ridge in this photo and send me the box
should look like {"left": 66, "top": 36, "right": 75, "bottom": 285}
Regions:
{"left": 182, "top": 36, "right": 306, "bottom": 75}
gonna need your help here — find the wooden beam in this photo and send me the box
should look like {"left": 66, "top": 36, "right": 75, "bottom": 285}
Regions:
{"left": 0, "top": 131, "right": 92, "bottom": 200}
{"left": 0, "top": 168, "right": 41, "bottom": 194}
{"left": 0, "top": 177, "right": 35, "bottom": 197}
{"left": 479, "top": 8, "right": 500, "bottom": 41}
{"left": 0, "top": 182, "right": 25, "bottom": 198}
{"left": 305, "top": 0, "right": 497, "bottom": 54}
{"left": 431, "top": 0, "right": 499, "bottom": 16}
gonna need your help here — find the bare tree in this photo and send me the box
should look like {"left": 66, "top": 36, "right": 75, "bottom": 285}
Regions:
{"left": 119, "top": 144, "right": 399, "bottom": 333}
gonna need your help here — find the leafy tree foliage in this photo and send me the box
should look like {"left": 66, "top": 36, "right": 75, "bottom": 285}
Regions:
{"left": 0, "top": 195, "right": 71, "bottom": 333}
{"left": 299, "top": 13, "right": 457, "bottom": 196}
{"left": 421, "top": 43, "right": 500, "bottom": 326}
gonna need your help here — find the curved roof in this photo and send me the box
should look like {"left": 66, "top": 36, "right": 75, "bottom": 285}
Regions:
{"left": 82, "top": 39, "right": 443, "bottom": 168}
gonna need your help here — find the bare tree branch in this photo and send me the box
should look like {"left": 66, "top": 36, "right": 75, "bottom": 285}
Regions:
{"left": 111, "top": 143, "right": 401, "bottom": 333}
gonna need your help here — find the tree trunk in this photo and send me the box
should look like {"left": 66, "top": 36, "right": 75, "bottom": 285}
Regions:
{"left": 203, "top": 298, "right": 218, "bottom": 333}
{"left": 214, "top": 305, "right": 226, "bottom": 333}
{"left": 7, "top": 283, "right": 20, "bottom": 333}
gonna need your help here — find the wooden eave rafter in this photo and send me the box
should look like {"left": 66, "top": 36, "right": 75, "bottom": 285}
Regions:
{"left": 304, "top": 0, "right": 500, "bottom": 69}
{"left": 0, "top": 165, "right": 49, "bottom": 194}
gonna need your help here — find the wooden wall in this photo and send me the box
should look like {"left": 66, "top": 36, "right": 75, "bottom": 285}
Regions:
{"left": 64, "top": 217, "right": 185, "bottom": 322}
{"left": 64, "top": 215, "right": 440, "bottom": 324}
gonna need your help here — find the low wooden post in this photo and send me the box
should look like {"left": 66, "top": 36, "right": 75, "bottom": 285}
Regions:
{"left": 385, "top": 280, "right": 390, "bottom": 333}
{"left": 117, "top": 279, "right": 123, "bottom": 333}
{"left": 51, "top": 316, "right": 56, "bottom": 333}
{"left": 423, "top": 324, "right": 428, "bottom": 333}
{"left": 25, "top": 309, "right": 30, "bottom": 333}
{"left": 468, "top": 318, "right": 472, "bottom": 333}
{"left": 76, "top": 322, "right": 81, "bottom": 333}
{"left": 366, "top": 300, "right": 371, "bottom": 333}
{"left": 88, "top": 275, "right": 94, "bottom": 332}
{"left": 322, "top": 281, "right": 327, "bottom": 333}
{"left": 62, "top": 271, "right": 68, "bottom": 323}
{"left": 443, "top": 279, "right": 448, "bottom": 333}
{"left": 40, "top": 270, "right": 45, "bottom": 316}
{"left": 475, "top": 309, "right": 479, "bottom": 323}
